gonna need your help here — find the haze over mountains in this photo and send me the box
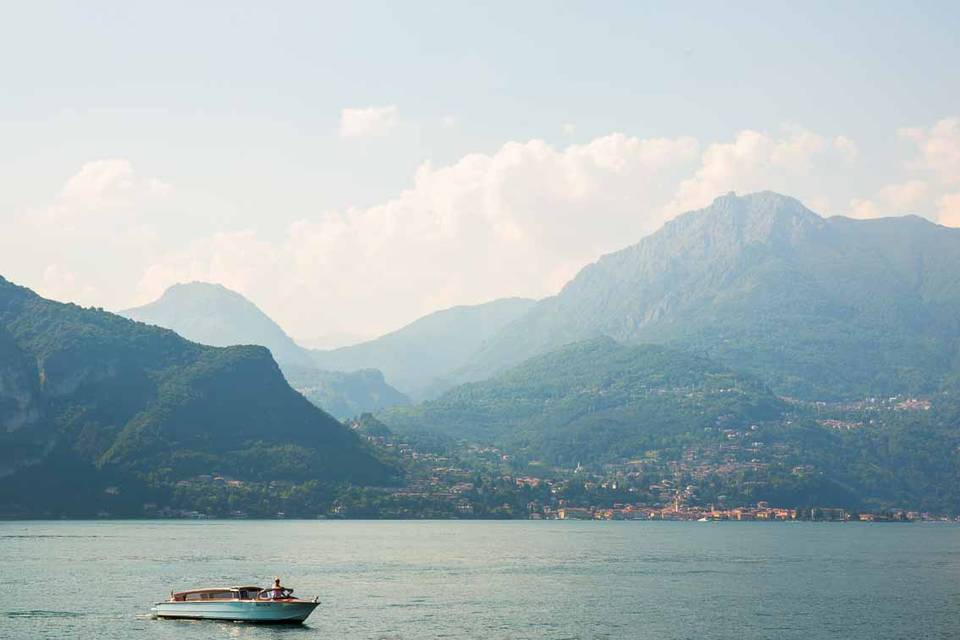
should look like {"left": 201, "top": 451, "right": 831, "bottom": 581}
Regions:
{"left": 310, "top": 297, "right": 536, "bottom": 399}
{"left": 122, "top": 283, "right": 409, "bottom": 418}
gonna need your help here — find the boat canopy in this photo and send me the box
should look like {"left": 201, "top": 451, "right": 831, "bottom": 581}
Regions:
{"left": 170, "top": 586, "right": 264, "bottom": 601}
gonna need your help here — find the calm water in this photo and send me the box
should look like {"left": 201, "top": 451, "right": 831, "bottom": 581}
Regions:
{"left": 0, "top": 520, "right": 957, "bottom": 640}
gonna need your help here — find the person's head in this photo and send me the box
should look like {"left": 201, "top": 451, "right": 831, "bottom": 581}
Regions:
{"left": 274, "top": 577, "right": 281, "bottom": 587}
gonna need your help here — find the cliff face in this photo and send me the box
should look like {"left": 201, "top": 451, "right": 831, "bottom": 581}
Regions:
{"left": 0, "top": 325, "right": 47, "bottom": 477}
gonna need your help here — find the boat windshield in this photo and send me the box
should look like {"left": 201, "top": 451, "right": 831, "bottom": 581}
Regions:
{"left": 258, "top": 588, "right": 294, "bottom": 600}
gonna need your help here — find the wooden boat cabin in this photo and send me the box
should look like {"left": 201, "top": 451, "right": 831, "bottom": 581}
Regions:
{"left": 169, "top": 586, "right": 264, "bottom": 601}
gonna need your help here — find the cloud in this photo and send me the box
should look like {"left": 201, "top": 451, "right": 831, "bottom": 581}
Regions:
{"left": 832, "top": 135, "right": 859, "bottom": 163}
{"left": 31, "top": 158, "right": 171, "bottom": 224}
{"left": 847, "top": 180, "right": 931, "bottom": 220}
{"left": 878, "top": 180, "right": 928, "bottom": 211}
{"left": 847, "top": 198, "right": 880, "bottom": 220}
{"left": 849, "top": 117, "right": 960, "bottom": 221}
{"left": 900, "top": 117, "right": 960, "bottom": 183}
{"left": 339, "top": 105, "right": 399, "bottom": 138}
{"left": 667, "top": 128, "right": 846, "bottom": 214}
{"left": 77, "top": 116, "right": 957, "bottom": 339}
{"left": 936, "top": 192, "right": 960, "bottom": 227}
{"left": 137, "top": 133, "right": 701, "bottom": 337}
{"left": 37, "top": 264, "right": 99, "bottom": 305}
{"left": 562, "top": 123, "right": 576, "bottom": 136}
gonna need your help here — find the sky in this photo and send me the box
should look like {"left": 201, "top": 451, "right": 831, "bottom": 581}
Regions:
{"left": 1, "top": 1, "right": 959, "bottom": 345}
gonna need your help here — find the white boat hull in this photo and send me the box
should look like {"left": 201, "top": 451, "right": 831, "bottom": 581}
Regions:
{"left": 152, "top": 600, "right": 319, "bottom": 623}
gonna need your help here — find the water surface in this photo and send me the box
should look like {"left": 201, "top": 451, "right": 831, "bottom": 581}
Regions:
{"left": 1, "top": 520, "right": 957, "bottom": 639}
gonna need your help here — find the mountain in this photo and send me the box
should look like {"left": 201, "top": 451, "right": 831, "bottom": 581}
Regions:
{"left": 380, "top": 337, "right": 784, "bottom": 466}
{"left": 458, "top": 192, "right": 960, "bottom": 400}
{"left": 381, "top": 336, "right": 960, "bottom": 512}
{"left": 310, "top": 297, "right": 537, "bottom": 399}
{"left": 124, "top": 282, "right": 314, "bottom": 368}
{"left": 0, "top": 276, "right": 396, "bottom": 516}
{"left": 122, "top": 283, "right": 409, "bottom": 417}
{"left": 282, "top": 366, "right": 409, "bottom": 419}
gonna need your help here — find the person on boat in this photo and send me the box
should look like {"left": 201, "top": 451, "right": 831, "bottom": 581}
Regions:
{"left": 269, "top": 577, "right": 286, "bottom": 599}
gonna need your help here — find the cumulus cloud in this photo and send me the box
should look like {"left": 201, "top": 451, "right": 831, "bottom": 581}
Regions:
{"left": 666, "top": 128, "right": 847, "bottom": 214}
{"left": 849, "top": 180, "right": 931, "bottom": 219}
{"left": 936, "top": 192, "right": 960, "bottom": 227}
{"left": 339, "top": 105, "right": 399, "bottom": 138}
{"left": 833, "top": 135, "right": 859, "bottom": 163}
{"left": 900, "top": 117, "right": 960, "bottom": 182}
{"left": 31, "top": 158, "right": 171, "bottom": 224}
{"left": 137, "top": 133, "right": 701, "bottom": 337}
{"left": 129, "top": 126, "right": 864, "bottom": 338}
{"left": 29, "top": 116, "right": 955, "bottom": 340}
{"left": 852, "top": 118, "right": 960, "bottom": 221}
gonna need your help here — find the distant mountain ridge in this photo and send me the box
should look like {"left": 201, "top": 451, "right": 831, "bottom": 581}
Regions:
{"left": 456, "top": 192, "right": 960, "bottom": 400}
{"left": 124, "top": 282, "right": 314, "bottom": 367}
{"left": 122, "top": 283, "right": 410, "bottom": 417}
{"left": 0, "top": 276, "right": 395, "bottom": 516}
{"left": 310, "top": 297, "right": 537, "bottom": 399}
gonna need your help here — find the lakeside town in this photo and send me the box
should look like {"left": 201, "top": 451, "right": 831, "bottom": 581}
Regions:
{"left": 118, "top": 398, "right": 959, "bottom": 522}
{"left": 142, "top": 420, "right": 958, "bottom": 522}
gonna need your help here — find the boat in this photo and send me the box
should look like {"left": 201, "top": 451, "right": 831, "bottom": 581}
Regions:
{"left": 151, "top": 584, "right": 320, "bottom": 624}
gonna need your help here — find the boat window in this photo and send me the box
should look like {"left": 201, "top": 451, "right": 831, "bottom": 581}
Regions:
{"left": 183, "top": 590, "right": 235, "bottom": 600}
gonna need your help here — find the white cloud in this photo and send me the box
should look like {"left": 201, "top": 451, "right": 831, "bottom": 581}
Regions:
{"left": 35, "top": 116, "right": 959, "bottom": 339}
{"left": 900, "top": 117, "right": 960, "bottom": 183}
{"left": 936, "top": 192, "right": 960, "bottom": 227}
{"left": 847, "top": 180, "right": 930, "bottom": 220}
{"left": 137, "top": 133, "right": 701, "bottom": 337}
{"left": 877, "top": 180, "right": 928, "bottom": 212}
{"left": 833, "top": 135, "right": 859, "bottom": 163}
{"left": 848, "top": 117, "right": 960, "bottom": 221}
{"left": 37, "top": 264, "right": 99, "bottom": 305}
{"left": 339, "top": 105, "right": 399, "bottom": 138}
{"left": 667, "top": 128, "right": 844, "bottom": 214}
{"left": 31, "top": 158, "right": 171, "bottom": 224}
{"left": 562, "top": 123, "right": 576, "bottom": 136}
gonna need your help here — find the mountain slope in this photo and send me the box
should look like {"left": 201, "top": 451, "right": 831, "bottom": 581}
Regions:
{"left": 311, "top": 297, "right": 537, "bottom": 399}
{"left": 122, "top": 283, "right": 409, "bottom": 417}
{"left": 380, "top": 337, "right": 784, "bottom": 466}
{"left": 459, "top": 192, "right": 960, "bottom": 400}
{"left": 0, "top": 276, "right": 396, "bottom": 515}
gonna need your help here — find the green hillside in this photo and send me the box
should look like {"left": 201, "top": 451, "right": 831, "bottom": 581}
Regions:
{"left": 381, "top": 337, "right": 784, "bottom": 466}
{"left": 381, "top": 336, "right": 960, "bottom": 512}
{"left": 0, "top": 276, "right": 396, "bottom": 516}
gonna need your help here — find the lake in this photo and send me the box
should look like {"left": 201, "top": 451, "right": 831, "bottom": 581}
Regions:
{"left": 0, "top": 520, "right": 957, "bottom": 639}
